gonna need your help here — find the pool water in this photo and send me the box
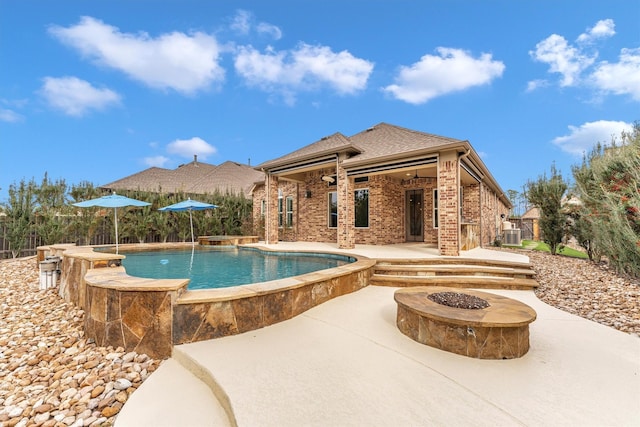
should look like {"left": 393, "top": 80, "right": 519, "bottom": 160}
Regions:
{"left": 120, "top": 247, "right": 353, "bottom": 290}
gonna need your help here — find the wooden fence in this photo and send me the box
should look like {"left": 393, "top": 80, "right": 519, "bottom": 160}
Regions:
{"left": 0, "top": 219, "right": 182, "bottom": 260}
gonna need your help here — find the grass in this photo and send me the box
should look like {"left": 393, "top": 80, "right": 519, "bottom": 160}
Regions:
{"left": 518, "top": 239, "right": 589, "bottom": 259}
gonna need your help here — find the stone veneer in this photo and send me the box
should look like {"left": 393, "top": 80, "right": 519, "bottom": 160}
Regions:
{"left": 84, "top": 267, "right": 188, "bottom": 360}
{"left": 172, "top": 256, "right": 374, "bottom": 345}
{"left": 55, "top": 246, "right": 125, "bottom": 310}
{"left": 43, "top": 243, "right": 374, "bottom": 359}
{"left": 395, "top": 287, "right": 536, "bottom": 359}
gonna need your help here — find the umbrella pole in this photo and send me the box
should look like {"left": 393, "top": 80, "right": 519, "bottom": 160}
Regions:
{"left": 189, "top": 209, "right": 194, "bottom": 248}
{"left": 114, "top": 207, "right": 119, "bottom": 254}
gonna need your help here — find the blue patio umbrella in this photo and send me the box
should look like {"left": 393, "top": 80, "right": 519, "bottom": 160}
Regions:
{"left": 72, "top": 193, "right": 151, "bottom": 254}
{"left": 158, "top": 198, "right": 218, "bottom": 247}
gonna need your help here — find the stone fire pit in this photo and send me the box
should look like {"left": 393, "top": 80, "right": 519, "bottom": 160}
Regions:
{"left": 394, "top": 286, "right": 536, "bottom": 359}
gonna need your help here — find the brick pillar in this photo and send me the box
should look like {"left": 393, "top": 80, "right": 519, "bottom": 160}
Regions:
{"left": 265, "top": 174, "right": 279, "bottom": 244}
{"left": 337, "top": 157, "right": 355, "bottom": 249}
{"left": 438, "top": 150, "right": 459, "bottom": 256}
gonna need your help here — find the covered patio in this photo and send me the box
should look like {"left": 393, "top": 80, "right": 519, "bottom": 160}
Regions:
{"left": 253, "top": 123, "right": 511, "bottom": 256}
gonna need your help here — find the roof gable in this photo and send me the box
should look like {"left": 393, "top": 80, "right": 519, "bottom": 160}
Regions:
{"left": 255, "top": 132, "right": 356, "bottom": 170}
{"left": 344, "top": 123, "right": 465, "bottom": 165}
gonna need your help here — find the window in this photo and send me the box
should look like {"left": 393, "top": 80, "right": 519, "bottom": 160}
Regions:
{"left": 328, "top": 192, "right": 337, "bottom": 228}
{"left": 286, "top": 196, "right": 294, "bottom": 227}
{"left": 261, "top": 200, "right": 266, "bottom": 218}
{"left": 354, "top": 189, "right": 369, "bottom": 228}
{"left": 278, "top": 191, "right": 284, "bottom": 227}
{"left": 433, "top": 189, "right": 438, "bottom": 228}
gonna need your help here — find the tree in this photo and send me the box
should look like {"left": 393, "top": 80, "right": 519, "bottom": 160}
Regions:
{"left": 34, "top": 173, "right": 70, "bottom": 245}
{"left": 3, "top": 178, "right": 37, "bottom": 258}
{"left": 68, "top": 181, "right": 103, "bottom": 245}
{"left": 525, "top": 165, "right": 568, "bottom": 255}
{"left": 572, "top": 123, "right": 640, "bottom": 276}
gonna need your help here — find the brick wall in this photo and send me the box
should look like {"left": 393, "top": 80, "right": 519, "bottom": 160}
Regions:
{"left": 354, "top": 175, "right": 404, "bottom": 244}
{"left": 438, "top": 151, "right": 459, "bottom": 256}
{"left": 252, "top": 184, "right": 265, "bottom": 239}
{"left": 463, "top": 183, "right": 480, "bottom": 223}
{"left": 253, "top": 164, "right": 509, "bottom": 253}
{"left": 479, "top": 181, "right": 510, "bottom": 246}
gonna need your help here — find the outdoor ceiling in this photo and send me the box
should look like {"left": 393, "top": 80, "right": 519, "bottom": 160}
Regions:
{"left": 277, "top": 163, "right": 479, "bottom": 185}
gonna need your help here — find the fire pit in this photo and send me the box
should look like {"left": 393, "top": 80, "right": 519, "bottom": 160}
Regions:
{"left": 394, "top": 286, "right": 536, "bottom": 359}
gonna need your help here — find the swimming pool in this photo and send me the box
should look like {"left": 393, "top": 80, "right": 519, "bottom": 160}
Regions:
{"left": 120, "top": 247, "right": 355, "bottom": 290}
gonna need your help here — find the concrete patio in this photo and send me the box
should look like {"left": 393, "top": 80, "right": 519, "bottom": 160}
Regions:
{"left": 114, "top": 244, "right": 640, "bottom": 426}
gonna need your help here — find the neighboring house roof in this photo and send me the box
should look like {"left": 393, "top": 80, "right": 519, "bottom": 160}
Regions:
{"left": 522, "top": 207, "right": 540, "bottom": 219}
{"left": 189, "top": 160, "right": 265, "bottom": 196}
{"left": 101, "top": 157, "right": 263, "bottom": 198}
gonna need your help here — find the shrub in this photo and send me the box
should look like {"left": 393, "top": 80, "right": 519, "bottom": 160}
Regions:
{"left": 572, "top": 123, "right": 640, "bottom": 277}
{"left": 525, "top": 165, "right": 568, "bottom": 255}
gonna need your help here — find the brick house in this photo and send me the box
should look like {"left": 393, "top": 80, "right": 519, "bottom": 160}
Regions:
{"left": 252, "top": 123, "right": 511, "bottom": 256}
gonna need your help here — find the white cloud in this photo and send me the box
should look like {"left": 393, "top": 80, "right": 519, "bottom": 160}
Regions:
{"left": 49, "top": 16, "right": 225, "bottom": 95}
{"left": 166, "top": 137, "right": 217, "bottom": 159}
{"left": 529, "top": 18, "right": 638, "bottom": 101}
{"left": 382, "top": 47, "right": 505, "bottom": 104}
{"left": 0, "top": 108, "right": 24, "bottom": 122}
{"left": 529, "top": 34, "right": 594, "bottom": 87}
{"left": 552, "top": 120, "right": 633, "bottom": 157}
{"left": 577, "top": 19, "right": 615, "bottom": 44}
{"left": 526, "top": 79, "right": 549, "bottom": 92}
{"left": 257, "top": 22, "right": 282, "bottom": 41}
{"left": 234, "top": 43, "right": 373, "bottom": 104}
{"left": 40, "top": 76, "right": 121, "bottom": 117}
{"left": 230, "top": 10, "right": 252, "bottom": 35}
{"left": 230, "top": 10, "right": 282, "bottom": 40}
{"left": 590, "top": 48, "right": 640, "bottom": 101}
{"left": 143, "top": 155, "right": 169, "bottom": 167}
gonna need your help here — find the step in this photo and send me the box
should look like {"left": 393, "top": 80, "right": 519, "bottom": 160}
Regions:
{"left": 375, "top": 257, "right": 531, "bottom": 269}
{"left": 369, "top": 274, "right": 539, "bottom": 290}
{"left": 373, "top": 264, "right": 535, "bottom": 278}
{"left": 115, "top": 357, "right": 231, "bottom": 427}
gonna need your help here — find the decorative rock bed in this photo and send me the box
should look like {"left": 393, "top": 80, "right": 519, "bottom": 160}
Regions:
{"left": 394, "top": 286, "right": 536, "bottom": 359}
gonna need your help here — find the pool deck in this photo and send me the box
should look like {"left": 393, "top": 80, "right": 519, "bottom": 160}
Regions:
{"left": 115, "top": 243, "right": 640, "bottom": 427}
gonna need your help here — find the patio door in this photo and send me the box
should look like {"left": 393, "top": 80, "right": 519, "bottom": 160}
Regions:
{"left": 405, "top": 189, "right": 423, "bottom": 241}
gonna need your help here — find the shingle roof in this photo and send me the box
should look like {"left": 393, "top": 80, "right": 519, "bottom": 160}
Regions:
{"left": 255, "top": 132, "right": 357, "bottom": 169}
{"left": 101, "top": 159, "right": 263, "bottom": 197}
{"left": 255, "top": 123, "right": 466, "bottom": 171}
{"left": 254, "top": 122, "right": 509, "bottom": 207}
{"left": 189, "top": 161, "right": 265, "bottom": 196}
{"left": 343, "top": 123, "right": 465, "bottom": 165}
{"left": 521, "top": 207, "right": 540, "bottom": 219}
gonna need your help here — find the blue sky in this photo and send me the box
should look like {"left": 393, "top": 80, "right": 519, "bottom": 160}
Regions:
{"left": 1, "top": 1, "right": 638, "bottom": 205}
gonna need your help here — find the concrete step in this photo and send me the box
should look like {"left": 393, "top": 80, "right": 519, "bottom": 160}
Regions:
{"left": 115, "top": 357, "right": 231, "bottom": 427}
{"left": 373, "top": 264, "right": 536, "bottom": 278}
{"left": 375, "top": 257, "right": 531, "bottom": 268}
{"left": 370, "top": 274, "right": 539, "bottom": 290}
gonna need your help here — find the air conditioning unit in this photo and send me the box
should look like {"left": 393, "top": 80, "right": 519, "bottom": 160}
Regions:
{"left": 504, "top": 229, "right": 521, "bottom": 246}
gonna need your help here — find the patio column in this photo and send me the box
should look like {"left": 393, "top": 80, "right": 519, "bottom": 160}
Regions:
{"left": 265, "top": 174, "right": 279, "bottom": 244}
{"left": 337, "top": 155, "right": 355, "bottom": 249}
{"left": 438, "top": 150, "right": 460, "bottom": 256}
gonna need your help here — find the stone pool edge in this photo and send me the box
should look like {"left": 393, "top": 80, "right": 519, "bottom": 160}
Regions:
{"left": 38, "top": 242, "right": 374, "bottom": 359}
